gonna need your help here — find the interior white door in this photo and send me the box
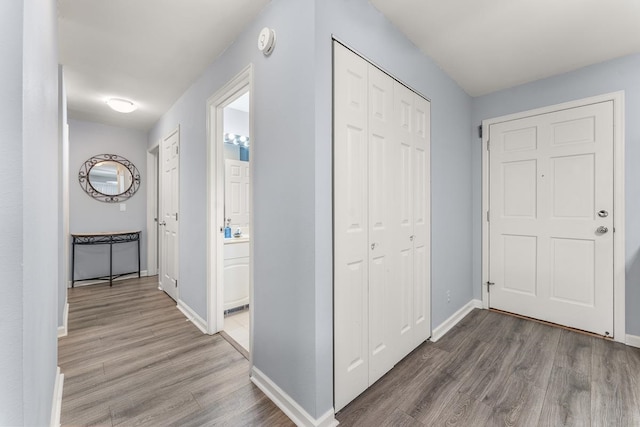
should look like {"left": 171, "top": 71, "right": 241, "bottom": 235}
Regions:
{"left": 160, "top": 129, "right": 180, "bottom": 302}
{"left": 224, "top": 159, "right": 250, "bottom": 234}
{"left": 488, "top": 101, "right": 614, "bottom": 336}
{"left": 334, "top": 43, "right": 369, "bottom": 411}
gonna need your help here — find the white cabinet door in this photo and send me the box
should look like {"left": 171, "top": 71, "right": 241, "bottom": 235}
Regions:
{"left": 489, "top": 101, "right": 614, "bottom": 336}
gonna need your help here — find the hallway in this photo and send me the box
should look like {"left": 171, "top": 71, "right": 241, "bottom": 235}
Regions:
{"left": 58, "top": 276, "right": 292, "bottom": 426}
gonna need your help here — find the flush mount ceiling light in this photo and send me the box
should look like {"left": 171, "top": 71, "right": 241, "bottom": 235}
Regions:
{"left": 106, "top": 98, "right": 137, "bottom": 113}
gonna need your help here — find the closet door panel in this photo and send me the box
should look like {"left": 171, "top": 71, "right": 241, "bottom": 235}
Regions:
{"left": 368, "top": 65, "right": 396, "bottom": 383}
{"left": 394, "top": 82, "right": 416, "bottom": 359}
{"left": 334, "top": 43, "right": 369, "bottom": 411}
{"left": 412, "top": 95, "right": 431, "bottom": 345}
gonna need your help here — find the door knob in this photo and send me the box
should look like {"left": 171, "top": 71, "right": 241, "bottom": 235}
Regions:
{"left": 371, "top": 243, "right": 377, "bottom": 250}
{"left": 409, "top": 235, "right": 415, "bottom": 241}
{"left": 159, "top": 221, "right": 166, "bottom": 226}
{"left": 597, "top": 226, "right": 608, "bottom": 234}
{"left": 597, "top": 210, "right": 609, "bottom": 218}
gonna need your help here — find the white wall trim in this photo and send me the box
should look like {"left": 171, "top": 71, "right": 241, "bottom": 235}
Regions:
{"left": 177, "top": 300, "right": 208, "bottom": 334}
{"left": 626, "top": 334, "right": 640, "bottom": 348}
{"left": 57, "top": 302, "right": 69, "bottom": 338}
{"left": 431, "top": 299, "right": 482, "bottom": 342}
{"left": 251, "top": 367, "right": 339, "bottom": 427}
{"left": 481, "top": 91, "right": 625, "bottom": 342}
{"left": 50, "top": 367, "right": 64, "bottom": 427}
{"left": 68, "top": 270, "right": 148, "bottom": 288}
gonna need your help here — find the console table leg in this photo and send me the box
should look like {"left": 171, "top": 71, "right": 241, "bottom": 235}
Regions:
{"left": 71, "top": 237, "right": 76, "bottom": 288}
{"left": 137, "top": 237, "right": 141, "bottom": 278}
{"left": 109, "top": 240, "right": 113, "bottom": 287}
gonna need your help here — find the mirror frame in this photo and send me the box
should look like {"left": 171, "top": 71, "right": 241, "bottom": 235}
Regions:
{"left": 78, "top": 154, "right": 141, "bottom": 203}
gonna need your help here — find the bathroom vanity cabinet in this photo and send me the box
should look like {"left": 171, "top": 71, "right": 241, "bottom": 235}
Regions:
{"left": 223, "top": 238, "right": 250, "bottom": 312}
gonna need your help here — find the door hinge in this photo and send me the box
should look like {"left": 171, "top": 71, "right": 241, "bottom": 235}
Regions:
{"left": 175, "top": 280, "right": 178, "bottom": 288}
{"left": 487, "top": 281, "right": 495, "bottom": 293}
{"left": 175, "top": 146, "right": 179, "bottom": 155}
{"left": 487, "top": 140, "right": 490, "bottom": 151}
{"left": 478, "top": 125, "right": 483, "bottom": 138}
{"left": 486, "top": 210, "right": 489, "bottom": 222}
{"left": 175, "top": 212, "right": 178, "bottom": 221}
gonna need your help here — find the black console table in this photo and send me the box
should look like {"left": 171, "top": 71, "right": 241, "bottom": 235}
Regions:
{"left": 71, "top": 231, "right": 141, "bottom": 287}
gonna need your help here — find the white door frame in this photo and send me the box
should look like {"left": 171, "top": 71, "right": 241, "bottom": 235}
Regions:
{"left": 206, "top": 65, "right": 253, "bottom": 343}
{"left": 146, "top": 145, "right": 159, "bottom": 277}
{"left": 481, "top": 91, "right": 625, "bottom": 342}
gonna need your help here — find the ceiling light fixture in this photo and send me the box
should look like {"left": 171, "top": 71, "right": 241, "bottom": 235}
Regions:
{"left": 106, "top": 98, "right": 137, "bottom": 113}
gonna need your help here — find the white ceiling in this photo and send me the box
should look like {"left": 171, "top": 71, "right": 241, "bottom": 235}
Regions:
{"left": 58, "top": 0, "right": 270, "bottom": 131}
{"left": 370, "top": 0, "right": 640, "bottom": 96}
{"left": 59, "top": 0, "right": 640, "bottom": 131}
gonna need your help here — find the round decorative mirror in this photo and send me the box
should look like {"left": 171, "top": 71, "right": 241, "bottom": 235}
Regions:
{"left": 78, "top": 154, "right": 140, "bottom": 202}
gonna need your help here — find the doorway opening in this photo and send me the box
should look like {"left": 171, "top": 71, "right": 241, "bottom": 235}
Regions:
{"left": 206, "top": 65, "right": 253, "bottom": 359}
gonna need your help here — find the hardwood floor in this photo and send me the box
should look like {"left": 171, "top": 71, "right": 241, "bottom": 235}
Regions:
{"left": 58, "top": 276, "right": 293, "bottom": 426}
{"left": 61, "top": 279, "right": 640, "bottom": 426}
{"left": 336, "top": 309, "right": 640, "bottom": 427}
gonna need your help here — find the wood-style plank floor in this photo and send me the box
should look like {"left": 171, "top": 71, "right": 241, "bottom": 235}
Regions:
{"left": 58, "top": 276, "right": 293, "bottom": 426}
{"left": 337, "top": 308, "right": 640, "bottom": 426}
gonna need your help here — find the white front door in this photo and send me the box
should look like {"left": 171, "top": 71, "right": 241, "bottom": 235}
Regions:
{"left": 488, "top": 101, "right": 614, "bottom": 336}
{"left": 160, "top": 128, "right": 180, "bottom": 302}
{"left": 224, "top": 159, "right": 250, "bottom": 234}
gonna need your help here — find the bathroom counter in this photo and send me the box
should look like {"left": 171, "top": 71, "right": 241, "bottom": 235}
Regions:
{"left": 224, "top": 236, "right": 250, "bottom": 244}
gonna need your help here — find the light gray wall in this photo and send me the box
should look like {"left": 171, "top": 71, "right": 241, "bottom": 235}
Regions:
{"left": 313, "top": 0, "right": 474, "bottom": 412}
{"left": 471, "top": 53, "right": 640, "bottom": 336}
{"left": 148, "top": 0, "right": 320, "bottom": 415}
{"left": 148, "top": 0, "right": 474, "bottom": 418}
{"left": 0, "top": 2, "right": 26, "bottom": 424}
{"left": 69, "top": 119, "right": 148, "bottom": 281}
{"left": 22, "top": 0, "right": 60, "bottom": 425}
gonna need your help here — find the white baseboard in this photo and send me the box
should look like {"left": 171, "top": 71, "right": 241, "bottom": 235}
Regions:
{"left": 431, "top": 299, "right": 483, "bottom": 342}
{"left": 57, "top": 303, "right": 69, "bottom": 338}
{"left": 251, "top": 367, "right": 338, "bottom": 427}
{"left": 177, "top": 300, "right": 208, "bottom": 334}
{"left": 50, "top": 367, "right": 64, "bottom": 427}
{"left": 68, "top": 270, "right": 148, "bottom": 288}
{"left": 626, "top": 334, "right": 640, "bottom": 348}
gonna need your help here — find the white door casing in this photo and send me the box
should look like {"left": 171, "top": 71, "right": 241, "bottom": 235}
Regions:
{"left": 160, "top": 127, "right": 179, "bottom": 302}
{"left": 482, "top": 93, "right": 625, "bottom": 340}
{"left": 205, "top": 65, "right": 253, "bottom": 345}
{"left": 334, "top": 42, "right": 431, "bottom": 411}
{"left": 224, "top": 159, "right": 250, "bottom": 234}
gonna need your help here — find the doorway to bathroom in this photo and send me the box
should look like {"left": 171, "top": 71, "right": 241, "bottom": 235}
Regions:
{"left": 206, "top": 65, "right": 253, "bottom": 359}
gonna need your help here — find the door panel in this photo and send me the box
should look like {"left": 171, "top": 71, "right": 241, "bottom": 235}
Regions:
{"left": 334, "top": 43, "right": 369, "bottom": 411}
{"left": 367, "top": 64, "right": 395, "bottom": 384}
{"left": 224, "top": 159, "right": 250, "bottom": 233}
{"left": 160, "top": 129, "right": 179, "bottom": 302}
{"left": 489, "top": 101, "right": 614, "bottom": 336}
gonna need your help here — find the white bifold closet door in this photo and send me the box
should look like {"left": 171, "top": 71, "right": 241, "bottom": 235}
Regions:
{"left": 334, "top": 42, "right": 431, "bottom": 412}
